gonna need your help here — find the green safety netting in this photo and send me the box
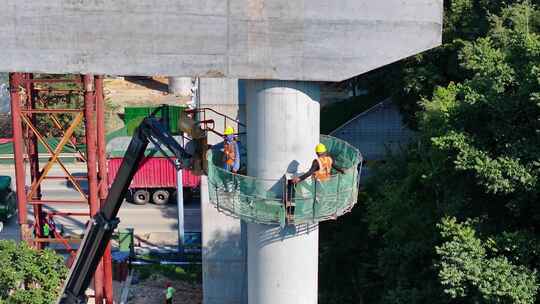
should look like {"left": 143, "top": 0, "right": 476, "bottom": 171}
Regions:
{"left": 207, "top": 135, "right": 362, "bottom": 226}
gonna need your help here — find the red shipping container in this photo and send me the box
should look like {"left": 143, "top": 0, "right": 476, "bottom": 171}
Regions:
{"left": 107, "top": 157, "right": 200, "bottom": 189}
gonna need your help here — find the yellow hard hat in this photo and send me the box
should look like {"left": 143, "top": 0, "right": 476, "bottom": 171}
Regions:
{"left": 224, "top": 126, "right": 235, "bottom": 136}
{"left": 315, "top": 143, "right": 327, "bottom": 153}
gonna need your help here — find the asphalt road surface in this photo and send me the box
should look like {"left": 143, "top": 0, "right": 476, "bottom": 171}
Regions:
{"left": 0, "top": 166, "right": 201, "bottom": 247}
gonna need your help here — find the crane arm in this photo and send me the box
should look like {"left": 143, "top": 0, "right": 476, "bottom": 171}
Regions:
{"left": 57, "top": 117, "right": 191, "bottom": 304}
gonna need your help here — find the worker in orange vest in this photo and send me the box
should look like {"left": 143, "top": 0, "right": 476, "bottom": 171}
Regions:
{"left": 292, "top": 143, "right": 344, "bottom": 184}
{"left": 215, "top": 126, "right": 240, "bottom": 173}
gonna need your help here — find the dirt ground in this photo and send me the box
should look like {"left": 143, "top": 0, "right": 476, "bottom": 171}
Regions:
{"left": 127, "top": 274, "right": 202, "bottom": 304}
{"left": 103, "top": 76, "right": 191, "bottom": 132}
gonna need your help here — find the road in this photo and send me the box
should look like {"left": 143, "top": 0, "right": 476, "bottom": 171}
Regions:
{"left": 0, "top": 165, "right": 201, "bottom": 249}
{"left": 31, "top": 189, "right": 201, "bottom": 235}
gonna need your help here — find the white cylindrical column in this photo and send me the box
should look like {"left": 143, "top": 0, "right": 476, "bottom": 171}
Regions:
{"left": 246, "top": 80, "right": 320, "bottom": 304}
{"left": 168, "top": 76, "right": 192, "bottom": 96}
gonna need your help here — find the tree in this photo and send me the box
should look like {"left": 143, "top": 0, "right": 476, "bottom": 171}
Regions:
{"left": 319, "top": 2, "right": 540, "bottom": 303}
{"left": 0, "top": 240, "right": 67, "bottom": 304}
{"left": 436, "top": 217, "right": 538, "bottom": 303}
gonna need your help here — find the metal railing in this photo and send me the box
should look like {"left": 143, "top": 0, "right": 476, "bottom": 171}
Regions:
{"left": 185, "top": 107, "right": 246, "bottom": 137}
{"left": 206, "top": 135, "right": 362, "bottom": 226}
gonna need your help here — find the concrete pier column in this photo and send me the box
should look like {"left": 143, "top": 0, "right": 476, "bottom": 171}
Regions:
{"left": 168, "top": 77, "right": 192, "bottom": 96}
{"left": 246, "top": 80, "right": 320, "bottom": 304}
{"left": 200, "top": 78, "right": 247, "bottom": 304}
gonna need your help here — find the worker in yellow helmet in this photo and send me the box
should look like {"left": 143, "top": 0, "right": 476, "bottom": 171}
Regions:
{"left": 292, "top": 143, "right": 344, "bottom": 184}
{"left": 214, "top": 126, "right": 241, "bottom": 173}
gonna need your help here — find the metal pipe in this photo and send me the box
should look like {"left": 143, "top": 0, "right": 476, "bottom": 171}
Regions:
{"left": 20, "top": 109, "right": 83, "bottom": 113}
{"left": 95, "top": 75, "right": 114, "bottom": 304}
{"left": 26, "top": 73, "right": 44, "bottom": 249}
{"left": 32, "top": 89, "right": 83, "bottom": 93}
{"left": 43, "top": 176, "right": 88, "bottom": 180}
{"left": 185, "top": 107, "right": 247, "bottom": 128}
{"left": 131, "top": 260, "right": 202, "bottom": 266}
{"left": 32, "top": 238, "right": 83, "bottom": 244}
{"left": 102, "top": 243, "right": 114, "bottom": 304}
{"left": 95, "top": 75, "right": 108, "bottom": 203}
{"left": 21, "top": 112, "right": 87, "bottom": 200}
{"left": 176, "top": 160, "right": 185, "bottom": 248}
{"left": 22, "top": 78, "right": 83, "bottom": 84}
{"left": 83, "top": 74, "right": 104, "bottom": 304}
{"left": 9, "top": 73, "right": 28, "bottom": 241}
{"left": 28, "top": 200, "right": 88, "bottom": 204}
{"left": 45, "top": 212, "right": 90, "bottom": 217}
{"left": 35, "top": 88, "right": 82, "bottom": 93}
{"left": 0, "top": 153, "right": 83, "bottom": 160}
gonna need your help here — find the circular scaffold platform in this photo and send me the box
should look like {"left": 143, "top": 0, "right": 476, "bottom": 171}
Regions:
{"left": 207, "top": 135, "right": 363, "bottom": 226}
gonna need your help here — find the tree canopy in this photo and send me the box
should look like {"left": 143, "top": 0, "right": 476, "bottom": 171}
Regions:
{"left": 0, "top": 240, "right": 67, "bottom": 304}
{"left": 320, "top": 2, "right": 540, "bottom": 303}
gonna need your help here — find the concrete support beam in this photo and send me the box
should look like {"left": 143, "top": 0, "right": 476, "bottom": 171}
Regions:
{"left": 245, "top": 80, "right": 320, "bottom": 304}
{"left": 200, "top": 78, "right": 246, "bottom": 304}
{"left": 0, "top": 0, "right": 442, "bottom": 81}
{"left": 201, "top": 177, "right": 246, "bottom": 304}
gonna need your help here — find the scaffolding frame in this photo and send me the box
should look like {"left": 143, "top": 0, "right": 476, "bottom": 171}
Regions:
{"left": 9, "top": 73, "right": 113, "bottom": 304}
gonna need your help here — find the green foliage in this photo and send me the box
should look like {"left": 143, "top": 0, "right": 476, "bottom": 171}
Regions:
{"left": 319, "top": 2, "right": 540, "bottom": 303}
{"left": 349, "top": 0, "right": 531, "bottom": 127}
{"left": 318, "top": 192, "right": 381, "bottom": 304}
{"left": 35, "top": 92, "right": 85, "bottom": 141}
{"left": 431, "top": 131, "right": 536, "bottom": 194}
{"left": 0, "top": 240, "right": 67, "bottom": 304}
{"left": 436, "top": 218, "right": 538, "bottom": 303}
{"left": 420, "top": 1, "right": 540, "bottom": 198}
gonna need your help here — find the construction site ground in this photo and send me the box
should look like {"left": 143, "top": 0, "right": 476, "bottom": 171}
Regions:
{"left": 103, "top": 76, "right": 191, "bottom": 132}
{"left": 126, "top": 273, "right": 202, "bottom": 304}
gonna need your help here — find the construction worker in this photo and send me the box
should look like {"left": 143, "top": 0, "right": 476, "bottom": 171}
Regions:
{"left": 165, "top": 282, "right": 175, "bottom": 304}
{"left": 40, "top": 221, "right": 51, "bottom": 247}
{"left": 47, "top": 215, "right": 59, "bottom": 238}
{"left": 43, "top": 222, "right": 50, "bottom": 238}
{"left": 214, "top": 126, "right": 240, "bottom": 173}
{"left": 292, "top": 143, "right": 344, "bottom": 184}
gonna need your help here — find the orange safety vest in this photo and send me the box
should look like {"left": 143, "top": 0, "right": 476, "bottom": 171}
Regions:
{"left": 223, "top": 141, "right": 236, "bottom": 166}
{"left": 314, "top": 156, "right": 333, "bottom": 181}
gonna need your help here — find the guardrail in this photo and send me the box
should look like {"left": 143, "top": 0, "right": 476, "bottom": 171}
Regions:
{"left": 207, "top": 135, "right": 362, "bottom": 226}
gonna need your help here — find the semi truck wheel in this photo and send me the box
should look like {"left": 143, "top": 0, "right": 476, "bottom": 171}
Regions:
{"left": 152, "top": 189, "right": 170, "bottom": 205}
{"left": 133, "top": 189, "right": 150, "bottom": 205}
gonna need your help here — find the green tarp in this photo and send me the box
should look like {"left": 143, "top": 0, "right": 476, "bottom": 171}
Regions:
{"left": 124, "top": 105, "right": 186, "bottom": 136}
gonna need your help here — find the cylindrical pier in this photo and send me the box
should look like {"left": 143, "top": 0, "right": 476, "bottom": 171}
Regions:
{"left": 246, "top": 80, "right": 320, "bottom": 304}
{"left": 168, "top": 77, "right": 192, "bottom": 97}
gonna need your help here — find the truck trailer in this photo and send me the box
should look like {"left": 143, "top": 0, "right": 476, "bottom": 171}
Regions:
{"left": 107, "top": 156, "right": 200, "bottom": 205}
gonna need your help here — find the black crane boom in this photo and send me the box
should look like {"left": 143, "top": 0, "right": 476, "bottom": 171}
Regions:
{"left": 57, "top": 117, "right": 191, "bottom": 304}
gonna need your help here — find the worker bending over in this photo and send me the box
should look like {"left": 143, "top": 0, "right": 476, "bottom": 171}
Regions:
{"left": 214, "top": 126, "right": 240, "bottom": 173}
{"left": 292, "top": 143, "right": 344, "bottom": 184}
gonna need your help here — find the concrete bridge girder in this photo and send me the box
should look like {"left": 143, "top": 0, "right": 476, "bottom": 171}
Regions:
{"left": 1, "top": 0, "right": 442, "bottom": 81}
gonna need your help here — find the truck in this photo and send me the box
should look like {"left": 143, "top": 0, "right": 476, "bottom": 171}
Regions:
{"left": 108, "top": 157, "right": 200, "bottom": 205}
{"left": 107, "top": 137, "right": 201, "bottom": 205}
